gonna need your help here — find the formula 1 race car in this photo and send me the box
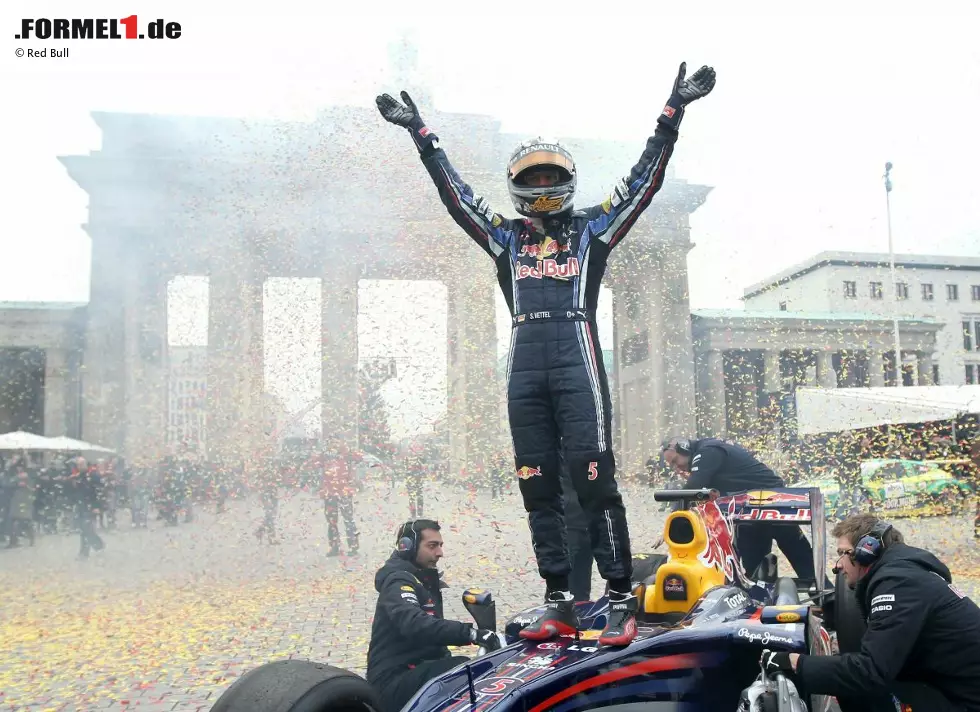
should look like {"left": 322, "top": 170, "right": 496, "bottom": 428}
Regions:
{"left": 210, "top": 487, "right": 860, "bottom": 712}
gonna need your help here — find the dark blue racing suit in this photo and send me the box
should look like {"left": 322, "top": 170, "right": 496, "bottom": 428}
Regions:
{"left": 416, "top": 125, "right": 677, "bottom": 588}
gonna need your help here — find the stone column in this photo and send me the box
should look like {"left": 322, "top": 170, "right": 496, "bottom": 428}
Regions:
{"left": 756, "top": 348, "right": 782, "bottom": 436}
{"left": 700, "top": 350, "right": 727, "bottom": 437}
{"left": 657, "top": 244, "right": 697, "bottom": 439}
{"left": 724, "top": 352, "right": 758, "bottom": 435}
{"left": 81, "top": 234, "right": 127, "bottom": 452}
{"left": 466, "top": 277, "right": 501, "bottom": 477}
{"left": 122, "top": 260, "right": 170, "bottom": 463}
{"left": 608, "top": 226, "right": 697, "bottom": 472}
{"left": 64, "top": 348, "right": 84, "bottom": 439}
{"left": 609, "top": 283, "right": 640, "bottom": 461}
{"left": 916, "top": 352, "right": 934, "bottom": 386}
{"left": 43, "top": 348, "right": 68, "bottom": 436}
{"left": 207, "top": 266, "right": 265, "bottom": 463}
{"left": 816, "top": 350, "right": 837, "bottom": 388}
{"left": 241, "top": 278, "right": 265, "bottom": 451}
{"left": 321, "top": 265, "right": 359, "bottom": 448}
{"left": 868, "top": 351, "right": 886, "bottom": 387}
{"left": 764, "top": 350, "right": 781, "bottom": 393}
{"left": 836, "top": 351, "right": 858, "bottom": 387}
{"left": 445, "top": 270, "right": 500, "bottom": 479}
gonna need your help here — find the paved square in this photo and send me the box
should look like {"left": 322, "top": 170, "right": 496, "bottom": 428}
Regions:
{"left": 1, "top": 482, "right": 977, "bottom": 711}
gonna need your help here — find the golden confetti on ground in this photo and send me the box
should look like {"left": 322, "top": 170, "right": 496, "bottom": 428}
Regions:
{"left": 0, "top": 574, "right": 362, "bottom": 710}
{"left": 2, "top": 487, "right": 978, "bottom": 711}
{"left": 0, "top": 487, "right": 545, "bottom": 711}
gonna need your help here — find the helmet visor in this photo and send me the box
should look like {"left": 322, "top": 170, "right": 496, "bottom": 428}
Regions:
{"left": 509, "top": 149, "right": 575, "bottom": 183}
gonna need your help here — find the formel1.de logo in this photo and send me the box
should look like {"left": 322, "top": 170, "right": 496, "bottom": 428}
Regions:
{"left": 16, "top": 16, "right": 182, "bottom": 40}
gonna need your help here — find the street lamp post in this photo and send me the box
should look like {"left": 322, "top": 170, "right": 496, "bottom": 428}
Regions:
{"left": 884, "top": 161, "right": 903, "bottom": 387}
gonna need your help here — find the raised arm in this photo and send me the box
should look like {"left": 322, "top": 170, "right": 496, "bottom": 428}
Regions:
{"left": 376, "top": 91, "right": 516, "bottom": 260}
{"left": 585, "top": 63, "right": 716, "bottom": 250}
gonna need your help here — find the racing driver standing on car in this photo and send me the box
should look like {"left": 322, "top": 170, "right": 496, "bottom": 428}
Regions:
{"left": 761, "top": 513, "right": 980, "bottom": 712}
{"left": 376, "top": 62, "right": 716, "bottom": 646}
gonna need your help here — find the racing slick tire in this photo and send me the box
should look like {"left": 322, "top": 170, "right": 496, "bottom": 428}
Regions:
{"left": 209, "top": 659, "right": 383, "bottom": 712}
{"left": 832, "top": 569, "right": 866, "bottom": 654}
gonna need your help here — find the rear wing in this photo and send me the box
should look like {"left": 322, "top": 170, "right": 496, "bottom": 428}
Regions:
{"left": 715, "top": 487, "right": 819, "bottom": 523}
{"left": 716, "top": 488, "right": 827, "bottom": 587}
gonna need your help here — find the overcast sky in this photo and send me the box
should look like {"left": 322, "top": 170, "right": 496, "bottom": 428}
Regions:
{"left": 3, "top": 1, "right": 978, "bottom": 438}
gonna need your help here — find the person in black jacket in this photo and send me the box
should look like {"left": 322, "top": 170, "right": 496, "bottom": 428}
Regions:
{"left": 762, "top": 514, "right": 980, "bottom": 712}
{"left": 366, "top": 520, "right": 501, "bottom": 712}
{"left": 69, "top": 457, "right": 105, "bottom": 559}
{"left": 661, "top": 437, "right": 818, "bottom": 582}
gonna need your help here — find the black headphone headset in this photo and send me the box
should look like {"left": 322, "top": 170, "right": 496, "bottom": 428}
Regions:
{"left": 396, "top": 520, "right": 424, "bottom": 561}
{"left": 854, "top": 520, "right": 893, "bottom": 567}
{"left": 833, "top": 519, "right": 893, "bottom": 573}
{"left": 663, "top": 438, "right": 693, "bottom": 457}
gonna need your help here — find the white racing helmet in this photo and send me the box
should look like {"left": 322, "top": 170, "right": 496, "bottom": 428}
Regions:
{"left": 506, "top": 137, "right": 577, "bottom": 217}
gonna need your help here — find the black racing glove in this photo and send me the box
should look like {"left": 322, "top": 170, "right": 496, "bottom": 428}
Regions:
{"left": 760, "top": 650, "right": 794, "bottom": 675}
{"left": 376, "top": 90, "right": 438, "bottom": 152}
{"left": 471, "top": 628, "right": 503, "bottom": 652}
{"left": 658, "top": 62, "right": 717, "bottom": 132}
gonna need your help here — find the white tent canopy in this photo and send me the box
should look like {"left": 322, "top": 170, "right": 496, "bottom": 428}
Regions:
{"left": 0, "top": 432, "right": 116, "bottom": 453}
{"left": 46, "top": 436, "right": 116, "bottom": 454}
{"left": 796, "top": 385, "right": 980, "bottom": 436}
{"left": 0, "top": 431, "right": 58, "bottom": 450}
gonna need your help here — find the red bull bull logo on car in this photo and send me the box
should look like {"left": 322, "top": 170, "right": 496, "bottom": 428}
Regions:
{"left": 694, "top": 500, "right": 743, "bottom": 583}
{"left": 746, "top": 490, "right": 811, "bottom": 506}
{"left": 718, "top": 490, "right": 812, "bottom": 522}
{"left": 517, "top": 465, "right": 542, "bottom": 480}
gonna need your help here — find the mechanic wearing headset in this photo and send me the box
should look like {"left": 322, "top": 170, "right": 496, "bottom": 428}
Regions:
{"left": 661, "top": 436, "right": 819, "bottom": 582}
{"left": 762, "top": 513, "right": 980, "bottom": 712}
{"left": 366, "top": 519, "right": 501, "bottom": 712}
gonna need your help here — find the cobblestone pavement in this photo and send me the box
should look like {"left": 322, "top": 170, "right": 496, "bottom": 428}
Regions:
{"left": 1, "top": 482, "right": 977, "bottom": 711}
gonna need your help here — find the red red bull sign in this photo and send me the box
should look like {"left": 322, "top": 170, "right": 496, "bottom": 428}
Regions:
{"left": 744, "top": 508, "right": 811, "bottom": 521}
{"left": 516, "top": 258, "right": 580, "bottom": 281}
{"left": 717, "top": 489, "right": 813, "bottom": 524}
